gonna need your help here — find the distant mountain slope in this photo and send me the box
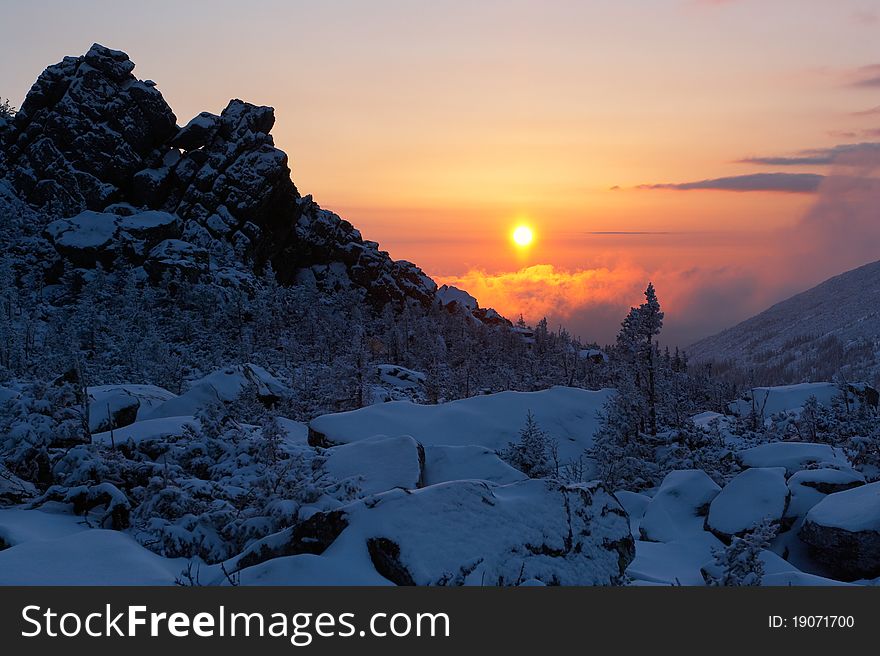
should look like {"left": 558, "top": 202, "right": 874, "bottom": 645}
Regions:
{"left": 688, "top": 260, "right": 880, "bottom": 385}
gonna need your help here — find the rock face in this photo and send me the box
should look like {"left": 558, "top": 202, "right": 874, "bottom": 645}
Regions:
{"left": 234, "top": 479, "right": 635, "bottom": 586}
{"left": 1, "top": 43, "right": 437, "bottom": 307}
{"left": 4, "top": 44, "right": 176, "bottom": 217}
{"left": 799, "top": 482, "right": 880, "bottom": 581}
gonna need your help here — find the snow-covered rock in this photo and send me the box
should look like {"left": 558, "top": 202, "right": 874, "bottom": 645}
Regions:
{"left": 728, "top": 383, "right": 839, "bottom": 418}
{"left": 322, "top": 435, "right": 424, "bottom": 496}
{"left": 614, "top": 490, "right": 651, "bottom": 539}
{"left": 422, "top": 445, "right": 527, "bottom": 486}
{"left": 143, "top": 364, "right": 286, "bottom": 419}
{"left": 786, "top": 468, "right": 865, "bottom": 520}
{"left": 88, "top": 384, "right": 177, "bottom": 420}
{"left": 0, "top": 468, "right": 38, "bottom": 504}
{"left": 436, "top": 285, "right": 478, "bottom": 311}
{"left": 738, "top": 442, "right": 851, "bottom": 476}
{"left": 91, "top": 415, "right": 194, "bottom": 446}
{"left": 799, "top": 482, "right": 880, "bottom": 580}
{"left": 87, "top": 389, "right": 141, "bottom": 433}
{"left": 235, "top": 479, "right": 634, "bottom": 586}
{"left": 309, "top": 386, "right": 613, "bottom": 465}
{"left": 707, "top": 467, "right": 789, "bottom": 538}
{"left": 627, "top": 532, "right": 723, "bottom": 585}
{"left": 640, "top": 470, "right": 721, "bottom": 543}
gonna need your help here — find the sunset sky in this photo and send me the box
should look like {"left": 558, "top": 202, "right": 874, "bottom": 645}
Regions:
{"left": 2, "top": 0, "right": 880, "bottom": 344}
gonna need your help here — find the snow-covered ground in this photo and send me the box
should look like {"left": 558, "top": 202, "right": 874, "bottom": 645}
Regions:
{"left": 2, "top": 380, "right": 879, "bottom": 586}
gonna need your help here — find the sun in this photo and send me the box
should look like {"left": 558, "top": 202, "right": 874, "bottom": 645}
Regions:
{"left": 512, "top": 225, "right": 534, "bottom": 247}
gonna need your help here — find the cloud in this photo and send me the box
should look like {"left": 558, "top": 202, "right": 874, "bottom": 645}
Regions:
{"left": 852, "top": 105, "right": 880, "bottom": 116}
{"left": 852, "top": 9, "right": 879, "bottom": 25}
{"left": 785, "top": 145, "right": 880, "bottom": 281}
{"left": 738, "top": 142, "right": 880, "bottom": 166}
{"left": 849, "top": 64, "right": 880, "bottom": 88}
{"left": 637, "top": 172, "right": 823, "bottom": 193}
{"left": 437, "top": 263, "right": 647, "bottom": 327}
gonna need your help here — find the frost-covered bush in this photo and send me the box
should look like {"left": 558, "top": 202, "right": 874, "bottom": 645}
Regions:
{"left": 659, "top": 421, "right": 738, "bottom": 487}
{"left": 704, "top": 519, "right": 777, "bottom": 586}
{"left": 0, "top": 377, "right": 90, "bottom": 484}
{"left": 501, "top": 410, "right": 554, "bottom": 478}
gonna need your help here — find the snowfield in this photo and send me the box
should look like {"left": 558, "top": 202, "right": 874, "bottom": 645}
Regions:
{"left": 2, "top": 375, "right": 880, "bottom": 586}
{"left": 309, "top": 386, "right": 613, "bottom": 464}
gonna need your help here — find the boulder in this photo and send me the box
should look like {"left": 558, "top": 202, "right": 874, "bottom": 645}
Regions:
{"left": 785, "top": 468, "right": 865, "bottom": 520}
{"left": 142, "top": 364, "right": 287, "bottom": 420}
{"left": 640, "top": 470, "right": 721, "bottom": 542}
{"left": 0, "top": 467, "right": 38, "bottom": 504}
{"left": 707, "top": 467, "right": 789, "bottom": 539}
{"left": 88, "top": 390, "right": 140, "bottom": 433}
{"left": 233, "top": 479, "right": 634, "bottom": 586}
{"left": 322, "top": 435, "right": 425, "bottom": 496}
{"left": 737, "top": 442, "right": 851, "bottom": 476}
{"left": 422, "top": 445, "right": 527, "bottom": 486}
{"left": 799, "top": 482, "right": 880, "bottom": 580}
{"left": 143, "top": 239, "right": 209, "bottom": 282}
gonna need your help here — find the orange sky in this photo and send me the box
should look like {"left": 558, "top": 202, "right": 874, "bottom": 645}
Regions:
{"left": 2, "top": 0, "right": 880, "bottom": 344}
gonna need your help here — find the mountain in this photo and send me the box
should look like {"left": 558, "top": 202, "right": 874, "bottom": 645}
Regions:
{"left": 0, "top": 43, "right": 436, "bottom": 307}
{"left": 688, "top": 260, "right": 880, "bottom": 386}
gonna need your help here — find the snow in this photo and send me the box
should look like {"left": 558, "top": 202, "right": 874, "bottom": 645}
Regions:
{"left": 578, "top": 348, "right": 608, "bottom": 362}
{"left": 436, "top": 284, "right": 478, "bottom": 310}
{"left": 614, "top": 490, "right": 651, "bottom": 538}
{"left": 376, "top": 364, "right": 426, "bottom": 390}
{"left": 627, "top": 532, "right": 723, "bottom": 585}
{"left": 0, "top": 505, "right": 89, "bottom": 546}
{"left": 88, "top": 384, "right": 177, "bottom": 420}
{"left": 117, "top": 210, "right": 178, "bottom": 233}
{"left": 738, "top": 442, "right": 851, "bottom": 475}
{"left": 310, "top": 386, "right": 614, "bottom": 464}
{"left": 143, "top": 364, "right": 286, "bottom": 420}
{"left": 640, "top": 470, "right": 721, "bottom": 542}
{"left": 0, "top": 529, "right": 184, "bottom": 585}
{"left": 786, "top": 468, "right": 866, "bottom": 519}
{"left": 422, "top": 445, "right": 527, "bottom": 486}
{"left": 46, "top": 211, "right": 118, "bottom": 249}
{"left": 92, "top": 415, "right": 194, "bottom": 446}
{"left": 803, "top": 481, "right": 880, "bottom": 533}
{"left": 728, "top": 383, "right": 839, "bottom": 417}
{"left": 322, "top": 435, "right": 423, "bottom": 496}
{"left": 87, "top": 389, "right": 140, "bottom": 432}
{"left": 691, "top": 411, "right": 724, "bottom": 428}
{"left": 313, "top": 479, "right": 631, "bottom": 586}
{"left": 707, "top": 467, "right": 789, "bottom": 536}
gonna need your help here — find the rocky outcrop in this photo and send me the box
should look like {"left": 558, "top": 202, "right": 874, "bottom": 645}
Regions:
{"left": 799, "top": 482, "right": 880, "bottom": 581}
{"left": 231, "top": 479, "right": 635, "bottom": 586}
{"left": 1, "top": 43, "right": 437, "bottom": 308}
{"left": 4, "top": 44, "right": 176, "bottom": 218}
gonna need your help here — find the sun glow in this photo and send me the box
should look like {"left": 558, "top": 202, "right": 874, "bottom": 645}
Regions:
{"left": 512, "top": 225, "right": 534, "bottom": 247}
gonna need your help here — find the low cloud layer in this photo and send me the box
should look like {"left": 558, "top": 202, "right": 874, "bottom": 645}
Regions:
{"left": 442, "top": 146, "right": 880, "bottom": 346}
{"left": 850, "top": 64, "right": 880, "bottom": 88}
{"left": 637, "top": 172, "right": 823, "bottom": 193}
{"left": 738, "top": 142, "right": 880, "bottom": 166}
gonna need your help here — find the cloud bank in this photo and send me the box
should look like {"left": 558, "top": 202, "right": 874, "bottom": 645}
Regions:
{"left": 637, "top": 172, "right": 823, "bottom": 193}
